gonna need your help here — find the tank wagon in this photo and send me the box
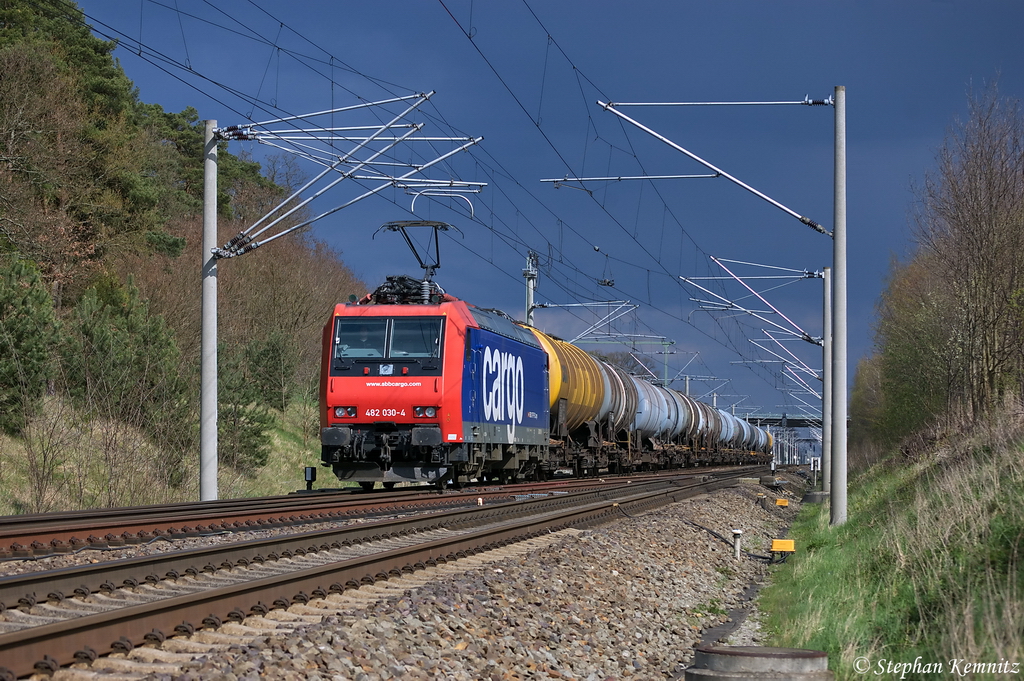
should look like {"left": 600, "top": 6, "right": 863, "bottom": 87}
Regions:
{"left": 320, "top": 275, "right": 772, "bottom": 488}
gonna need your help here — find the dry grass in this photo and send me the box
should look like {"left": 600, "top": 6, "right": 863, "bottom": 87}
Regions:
{"left": 0, "top": 398, "right": 329, "bottom": 514}
{"left": 891, "top": 411, "right": 1024, "bottom": 666}
{"left": 0, "top": 395, "right": 188, "bottom": 514}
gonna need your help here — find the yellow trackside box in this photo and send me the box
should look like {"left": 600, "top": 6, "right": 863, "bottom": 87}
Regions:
{"left": 775, "top": 498, "right": 789, "bottom": 507}
{"left": 771, "top": 539, "right": 795, "bottom": 553}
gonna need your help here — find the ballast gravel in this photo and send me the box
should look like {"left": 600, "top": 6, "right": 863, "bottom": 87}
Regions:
{"left": 160, "top": 482, "right": 799, "bottom": 681}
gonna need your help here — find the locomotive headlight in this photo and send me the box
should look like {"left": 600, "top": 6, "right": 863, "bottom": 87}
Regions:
{"left": 413, "top": 406, "right": 438, "bottom": 418}
{"left": 334, "top": 406, "right": 356, "bottom": 418}
{"left": 425, "top": 406, "right": 437, "bottom": 418}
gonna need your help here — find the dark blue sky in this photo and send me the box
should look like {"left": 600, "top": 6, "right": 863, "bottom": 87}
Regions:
{"left": 76, "top": 0, "right": 1024, "bottom": 419}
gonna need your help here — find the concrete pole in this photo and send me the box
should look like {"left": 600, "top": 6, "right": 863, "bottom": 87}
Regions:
{"left": 524, "top": 252, "right": 537, "bottom": 325}
{"left": 831, "top": 87, "right": 848, "bottom": 525}
{"left": 201, "top": 120, "right": 219, "bottom": 501}
{"left": 822, "top": 266, "right": 832, "bottom": 493}
{"left": 661, "top": 341, "right": 672, "bottom": 386}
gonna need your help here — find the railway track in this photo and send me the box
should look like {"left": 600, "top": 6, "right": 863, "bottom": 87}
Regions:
{"left": 0, "top": 466, "right": 765, "bottom": 679}
{"left": 0, "top": 469, "right": 730, "bottom": 558}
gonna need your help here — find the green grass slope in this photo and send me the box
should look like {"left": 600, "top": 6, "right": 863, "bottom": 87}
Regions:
{"left": 761, "top": 411, "right": 1024, "bottom": 679}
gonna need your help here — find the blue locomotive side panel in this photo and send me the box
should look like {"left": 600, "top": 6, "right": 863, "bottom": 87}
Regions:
{"left": 462, "top": 327, "right": 549, "bottom": 446}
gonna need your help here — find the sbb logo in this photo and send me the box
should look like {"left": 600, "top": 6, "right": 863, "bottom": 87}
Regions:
{"left": 481, "top": 346, "right": 525, "bottom": 426}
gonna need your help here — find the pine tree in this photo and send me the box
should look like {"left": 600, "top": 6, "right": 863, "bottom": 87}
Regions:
{"left": 0, "top": 259, "right": 57, "bottom": 434}
{"left": 218, "top": 343, "right": 273, "bottom": 476}
{"left": 60, "top": 276, "right": 195, "bottom": 485}
{"left": 245, "top": 330, "right": 298, "bottom": 412}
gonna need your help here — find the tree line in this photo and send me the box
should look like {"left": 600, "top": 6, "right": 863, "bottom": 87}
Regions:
{"left": 0, "top": 0, "right": 363, "bottom": 511}
{"left": 851, "top": 86, "right": 1024, "bottom": 458}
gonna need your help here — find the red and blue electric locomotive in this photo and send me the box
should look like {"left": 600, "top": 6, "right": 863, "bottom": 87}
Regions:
{"left": 319, "top": 274, "right": 550, "bottom": 489}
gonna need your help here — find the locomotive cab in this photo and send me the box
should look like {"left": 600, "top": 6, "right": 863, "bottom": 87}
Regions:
{"left": 320, "top": 311, "right": 451, "bottom": 485}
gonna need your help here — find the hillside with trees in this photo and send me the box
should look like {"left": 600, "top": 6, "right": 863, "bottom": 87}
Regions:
{"left": 0, "top": 0, "right": 364, "bottom": 512}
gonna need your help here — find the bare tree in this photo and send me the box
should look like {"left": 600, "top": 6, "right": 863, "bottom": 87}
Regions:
{"left": 872, "top": 254, "right": 958, "bottom": 442}
{"left": 595, "top": 350, "right": 652, "bottom": 376}
{"left": 20, "top": 396, "right": 77, "bottom": 513}
{"left": 913, "top": 84, "right": 1024, "bottom": 418}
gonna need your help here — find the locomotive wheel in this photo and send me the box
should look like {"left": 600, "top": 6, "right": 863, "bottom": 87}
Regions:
{"left": 382, "top": 481, "right": 396, "bottom": 490}
{"left": 359, "top": 481, "right": 376, "bottom": 491}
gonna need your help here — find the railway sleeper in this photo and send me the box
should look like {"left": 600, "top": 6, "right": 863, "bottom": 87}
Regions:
{"left": 84, "top": 656, "right": 181, "bottom": 676}
{"left": 125, "top": 647, "right": 204, "bottom": 665}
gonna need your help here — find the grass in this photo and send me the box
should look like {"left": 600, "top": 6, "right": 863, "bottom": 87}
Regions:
{"left": 218, "top": 399, "right": 336, "bottom": 499}
{"left": 0, "top": 395, "right": 187, "bottom": 514}
{"left": 0, "top": 398, "right": 348, "bottom": 515}
{"left": 760, "top": 408, "right": 1024, "bottom": 679}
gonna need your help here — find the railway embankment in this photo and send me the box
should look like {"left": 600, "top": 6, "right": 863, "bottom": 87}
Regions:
{"left": 759, "top": 416, "right": 1024, "bottom": 680}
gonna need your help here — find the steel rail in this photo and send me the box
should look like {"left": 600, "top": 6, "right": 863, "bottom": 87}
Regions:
{"left": 0, "top": 491, "right": 461, "bottom": 549}
{"left": 0, "top": 474, "right": 738, "bottom": 617}
{"left": 0, "top": 472, "right": 701, "bottom": 554}
{"left": 1, "top": 469, "right": 757, "bottom": 613}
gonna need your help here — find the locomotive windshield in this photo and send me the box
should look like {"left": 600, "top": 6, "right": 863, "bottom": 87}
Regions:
{"left": 335, "top": 319, "right": 387, "bottom": 358}
{"left": 333, "top": 317, "right": 443, "bottom": 360}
